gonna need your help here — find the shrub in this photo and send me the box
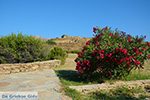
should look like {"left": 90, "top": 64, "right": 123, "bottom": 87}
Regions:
{"left": 54, "top": 56, "right": 65, "bottom": 65}
{"left": 46, "top": 47, "right": 68, "bottom": 65}
{"left": 46, "top": 40, "right": 57, "bottom": 45}
{"left": 75, "top": 26, "right": 150, "bottom": 79}
{"left": 0, "top": 33, "right": 49, "bottom": 64}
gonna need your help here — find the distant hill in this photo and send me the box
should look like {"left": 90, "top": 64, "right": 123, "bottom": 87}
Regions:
{"left": 34, "top": 34, "right": 91, "bottom": 51}
{"left": 34, "top": 35, "right": 50, "bottom": 41}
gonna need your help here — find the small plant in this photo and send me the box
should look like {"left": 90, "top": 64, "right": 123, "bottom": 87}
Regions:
{"left": 90, "top": 86, "right": 148, "bottom": 100}
{"left": 46, "top": 47, "right": 68, "bottom": 65}
{"left": 75, "top": 26, "right": 150, "bottom": 79}
{"left": 46, "top": 40, "right": 57, "bottom": 45}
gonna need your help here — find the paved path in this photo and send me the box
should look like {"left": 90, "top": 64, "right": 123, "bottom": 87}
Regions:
{"left": 0, "top": 69, "right": 72, "bottom": 100}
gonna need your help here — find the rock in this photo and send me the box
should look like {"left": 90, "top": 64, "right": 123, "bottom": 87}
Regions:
{"left": 0, "top": 82, "right": 10, "bottom": 87}
{"left": 43, "top": 66, "right": 50, "bottom": 69}
{"left": 0, "top": 70, "right": 11, "bottom": 75}
{"left": 61, "top": 34, "right": 72, "bottom": 38}
{"left": 32, "top": 65, "right": 39, "bottom": 70}
{"left": 3, "top": 66, "right": 11, "bottom": 70}
{"left": 11, "top": 69, "right": 20, "bottom": 73}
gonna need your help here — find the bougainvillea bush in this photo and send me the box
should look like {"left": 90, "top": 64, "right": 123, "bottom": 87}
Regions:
{"left": 75, "top": 26, "right": 150, "bottom": 79}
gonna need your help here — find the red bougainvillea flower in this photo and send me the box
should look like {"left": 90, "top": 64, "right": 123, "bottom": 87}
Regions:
{"left": 119, "top": 48, "right": 122, "bottom": 52}
{"left": 83, "top": 68, "right": 86, "bottom": 70}
{"left": 99, "top": 65, "right": 102, "bottom": 68}
{"left": 110, "top": 33, "right": 113, "bottom": 36}
{"left": 147, "top": 42, "right": 150, "bottom": 46}
{"left": 99, "top": 51, "right": 104, "bottom": 56}
{"left": 87, "top": 60, "right": 90, "bottom": 65}
{"left": 149, "top": 55, "right": 150, "bottom": 58}
{"left": 127, "top": 35, "right": 131, "bottom": 38}
{"left": 117, "top": 62, "right": 121, "bottom": 65}
{"left": 136, "top": 50, "right": 139, "bottom": 53}
{"left": 119, "top": 44, "right": 121, "bottom": 47}
{"left": 138, "top": 39, "right": 141, "bottom": 42}
{"left": 127, "top": 61, "right": 130, "bottom": 65}
{"left": 123, "top": 49, "right": 127, "bottom": 54}
{"left": 81, "top": 52, "right": 84, "bottom": 55}
{"left": 81, "top": 62, "right": 84, "bottom": 66}
{"left": 77, "top": 61, "right": 80, "bottom": 65}
{"left": 134, "top": 61, "right": 140, "bottom": 66}
{"left": 128, "top": 39, "right": 132, "bottom": 43}
{"left": 98, "top": 47, "right": 101, "bottom": 49}
{"left": 120, "top": 59, "right": 124, "bottom": 62}
{"left": 101, "top": 50, "right": 105, "bottom": 53}
{"left": 93, "top": 50, "right": 97, "bottom": 56}
{"left": 100, "top": 56, "right": 104, "bottom": 59}
{"left": 93, "top": 27, "right": 97, "bottom": 33}
{"left": 125, "top": 58, "right": 129, "bottom": 61}
{"left": 86, "top": 40, "right": 90, "bottom": 45}
{"left": 108, "top": 53, "right": 112, "bottom": 57}
{"left": 115, "top": 48, "right": 118, "bottom": 53}
{"left": 96, "top": 41, "right": 99, "bottom": 45}
{"left": 104, "top": 26, "right": 107, "bottom": 30}
{"left": 144, "top": 36, "right": 146, "bottom": 39}
{"left": 142, "top": 48, "right": 146, "bottom": 51}
{"left": 109, "top": 71, "right": 112, "bottom": 76}
{"left": 99, "top": 33, "right": 102, "bottom": 36}
{"left": 127, "top": 65, "right": 131, "bottom": 69}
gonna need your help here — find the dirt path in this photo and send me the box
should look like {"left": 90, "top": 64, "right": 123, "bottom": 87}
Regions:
{"left": 54, "top": 53, "right": 77, "bottom": 70}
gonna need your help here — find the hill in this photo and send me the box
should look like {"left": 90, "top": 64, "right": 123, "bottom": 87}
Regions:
{"left": 34, "top": 34, "right": 91, "bottom": 51}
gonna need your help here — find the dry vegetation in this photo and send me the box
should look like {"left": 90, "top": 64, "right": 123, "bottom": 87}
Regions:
{"left": 49, "top": 35, "right": 90, "bottom": 51}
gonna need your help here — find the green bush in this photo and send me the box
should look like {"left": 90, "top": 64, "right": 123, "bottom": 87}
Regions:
{"left": 46, "top": 47, "right": 68, "bottom": 65}
{"left": 54, "top": 56, "right": 65, "bottom": 65}
{"left": 0, "top": 33, "right": 49, "bottom": 64}
{"left": 75, "top": 26, "right": 150, "bottom": 79}
{"left": 46, "top": 40, "right": 57, "bottom": 45}
{"left": 50, "top": 47, "right": 68, "bottom": 59}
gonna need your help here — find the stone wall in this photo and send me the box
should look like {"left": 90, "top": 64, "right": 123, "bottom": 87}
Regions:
{"left": 0, "top": 60, "right": 61, "bottom": 75}
{"left": 69, "top": 79, "right": 150, "bottom": 94}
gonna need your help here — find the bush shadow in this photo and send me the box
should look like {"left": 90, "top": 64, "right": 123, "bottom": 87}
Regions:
{"left": 55, "top": 70, "right": 104, "bottom": 84}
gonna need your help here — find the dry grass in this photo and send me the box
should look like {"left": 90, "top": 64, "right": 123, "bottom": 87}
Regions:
{"left": 49, "top": 37, "right": 90, "bottom": 51}
{"left": 54, "top": 53, "right": 77, "bottom": 70}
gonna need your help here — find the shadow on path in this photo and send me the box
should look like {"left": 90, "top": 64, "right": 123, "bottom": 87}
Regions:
{"left": 55, "top": 70, "right": 104, "bottom": 85}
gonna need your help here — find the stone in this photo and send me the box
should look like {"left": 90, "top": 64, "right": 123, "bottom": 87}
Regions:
{"left": 20, "top": 68, "right": 26, "bottom": 72}
{"left": 21, "top": 89, "right": 33, "bottom": 91}
{"left": 0, "top": 67, "right": 4, "bottom": 71}
{"left": 0, "top": 82, "right": 10, "bottom": 87}
{"left": 0, "top": 70, "right": 11, "bottom": 75}
{"left": 11, "top": 69, "right": 20, "bottom": 73}
{"left": 11, "top": 65, "right": 20, "bottom": 69}
{"left": 43, "top": 66, "right": 50, "bottom": 69}
{"left": 40, "top": 92, "right": 54, "bottom": 97}
{"left": 32, "top": 65, "right": 39, "bottom": 70}
{"left": 3, "top": 66, "right": 11, "bottom": 70}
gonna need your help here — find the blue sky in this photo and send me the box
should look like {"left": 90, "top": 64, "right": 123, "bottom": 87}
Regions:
{"left": 0, "top": 0, "right": 150, "bottom": 41}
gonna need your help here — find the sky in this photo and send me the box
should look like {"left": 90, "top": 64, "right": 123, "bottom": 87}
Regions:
{"left": 0, "top": 0, "right": 150, "bottom": 41}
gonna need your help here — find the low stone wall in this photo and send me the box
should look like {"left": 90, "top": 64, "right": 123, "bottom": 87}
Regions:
{"left": 0, "top": 60, "right": 61, "bottom": 75}
{"left": 69, "top": 79, "right": 150, "bottom": 94}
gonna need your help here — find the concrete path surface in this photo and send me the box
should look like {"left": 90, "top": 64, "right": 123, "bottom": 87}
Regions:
{"left": 0, "top": 69, "right": 72, "bottom": 100}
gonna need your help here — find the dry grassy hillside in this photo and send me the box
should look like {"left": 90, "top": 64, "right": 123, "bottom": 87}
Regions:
{"left": 49, "top": 35, "right": 91, "bottom": 51}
